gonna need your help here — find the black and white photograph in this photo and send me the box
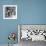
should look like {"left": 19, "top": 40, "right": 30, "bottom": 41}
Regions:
{"left": 3, "top": 5, "right": 17, "bottom": 19}
{"left": 18, "top": 25, "right": 46, "bottom": 46}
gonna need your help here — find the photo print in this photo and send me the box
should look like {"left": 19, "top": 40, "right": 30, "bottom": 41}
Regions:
{"left": 3, "top": 5, "right": 17, "bottom": 19}
{"left": 18, "top": 25, "right": 46, "bottom": 41}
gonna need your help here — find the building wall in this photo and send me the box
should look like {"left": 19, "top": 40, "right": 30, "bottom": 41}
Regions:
{"left": 0, "top": 0, "right": 46, "bottom": 44}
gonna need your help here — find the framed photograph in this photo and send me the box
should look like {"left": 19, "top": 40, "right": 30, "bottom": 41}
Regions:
{"left": 18, "top": 24, "right": 46, "bottom": 42}
{"left": 3, "top": 5, "right": 17, "bottom": 19}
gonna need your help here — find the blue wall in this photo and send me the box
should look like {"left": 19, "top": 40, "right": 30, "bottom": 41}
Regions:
{"left": 20, "top": 0, "right": 46, "bottom": 24}
{"left": 0, "top": 0, "right": 46, "bottom": 44}
{"left": 0, "top": 0, "right": 21, "bottom": 44}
